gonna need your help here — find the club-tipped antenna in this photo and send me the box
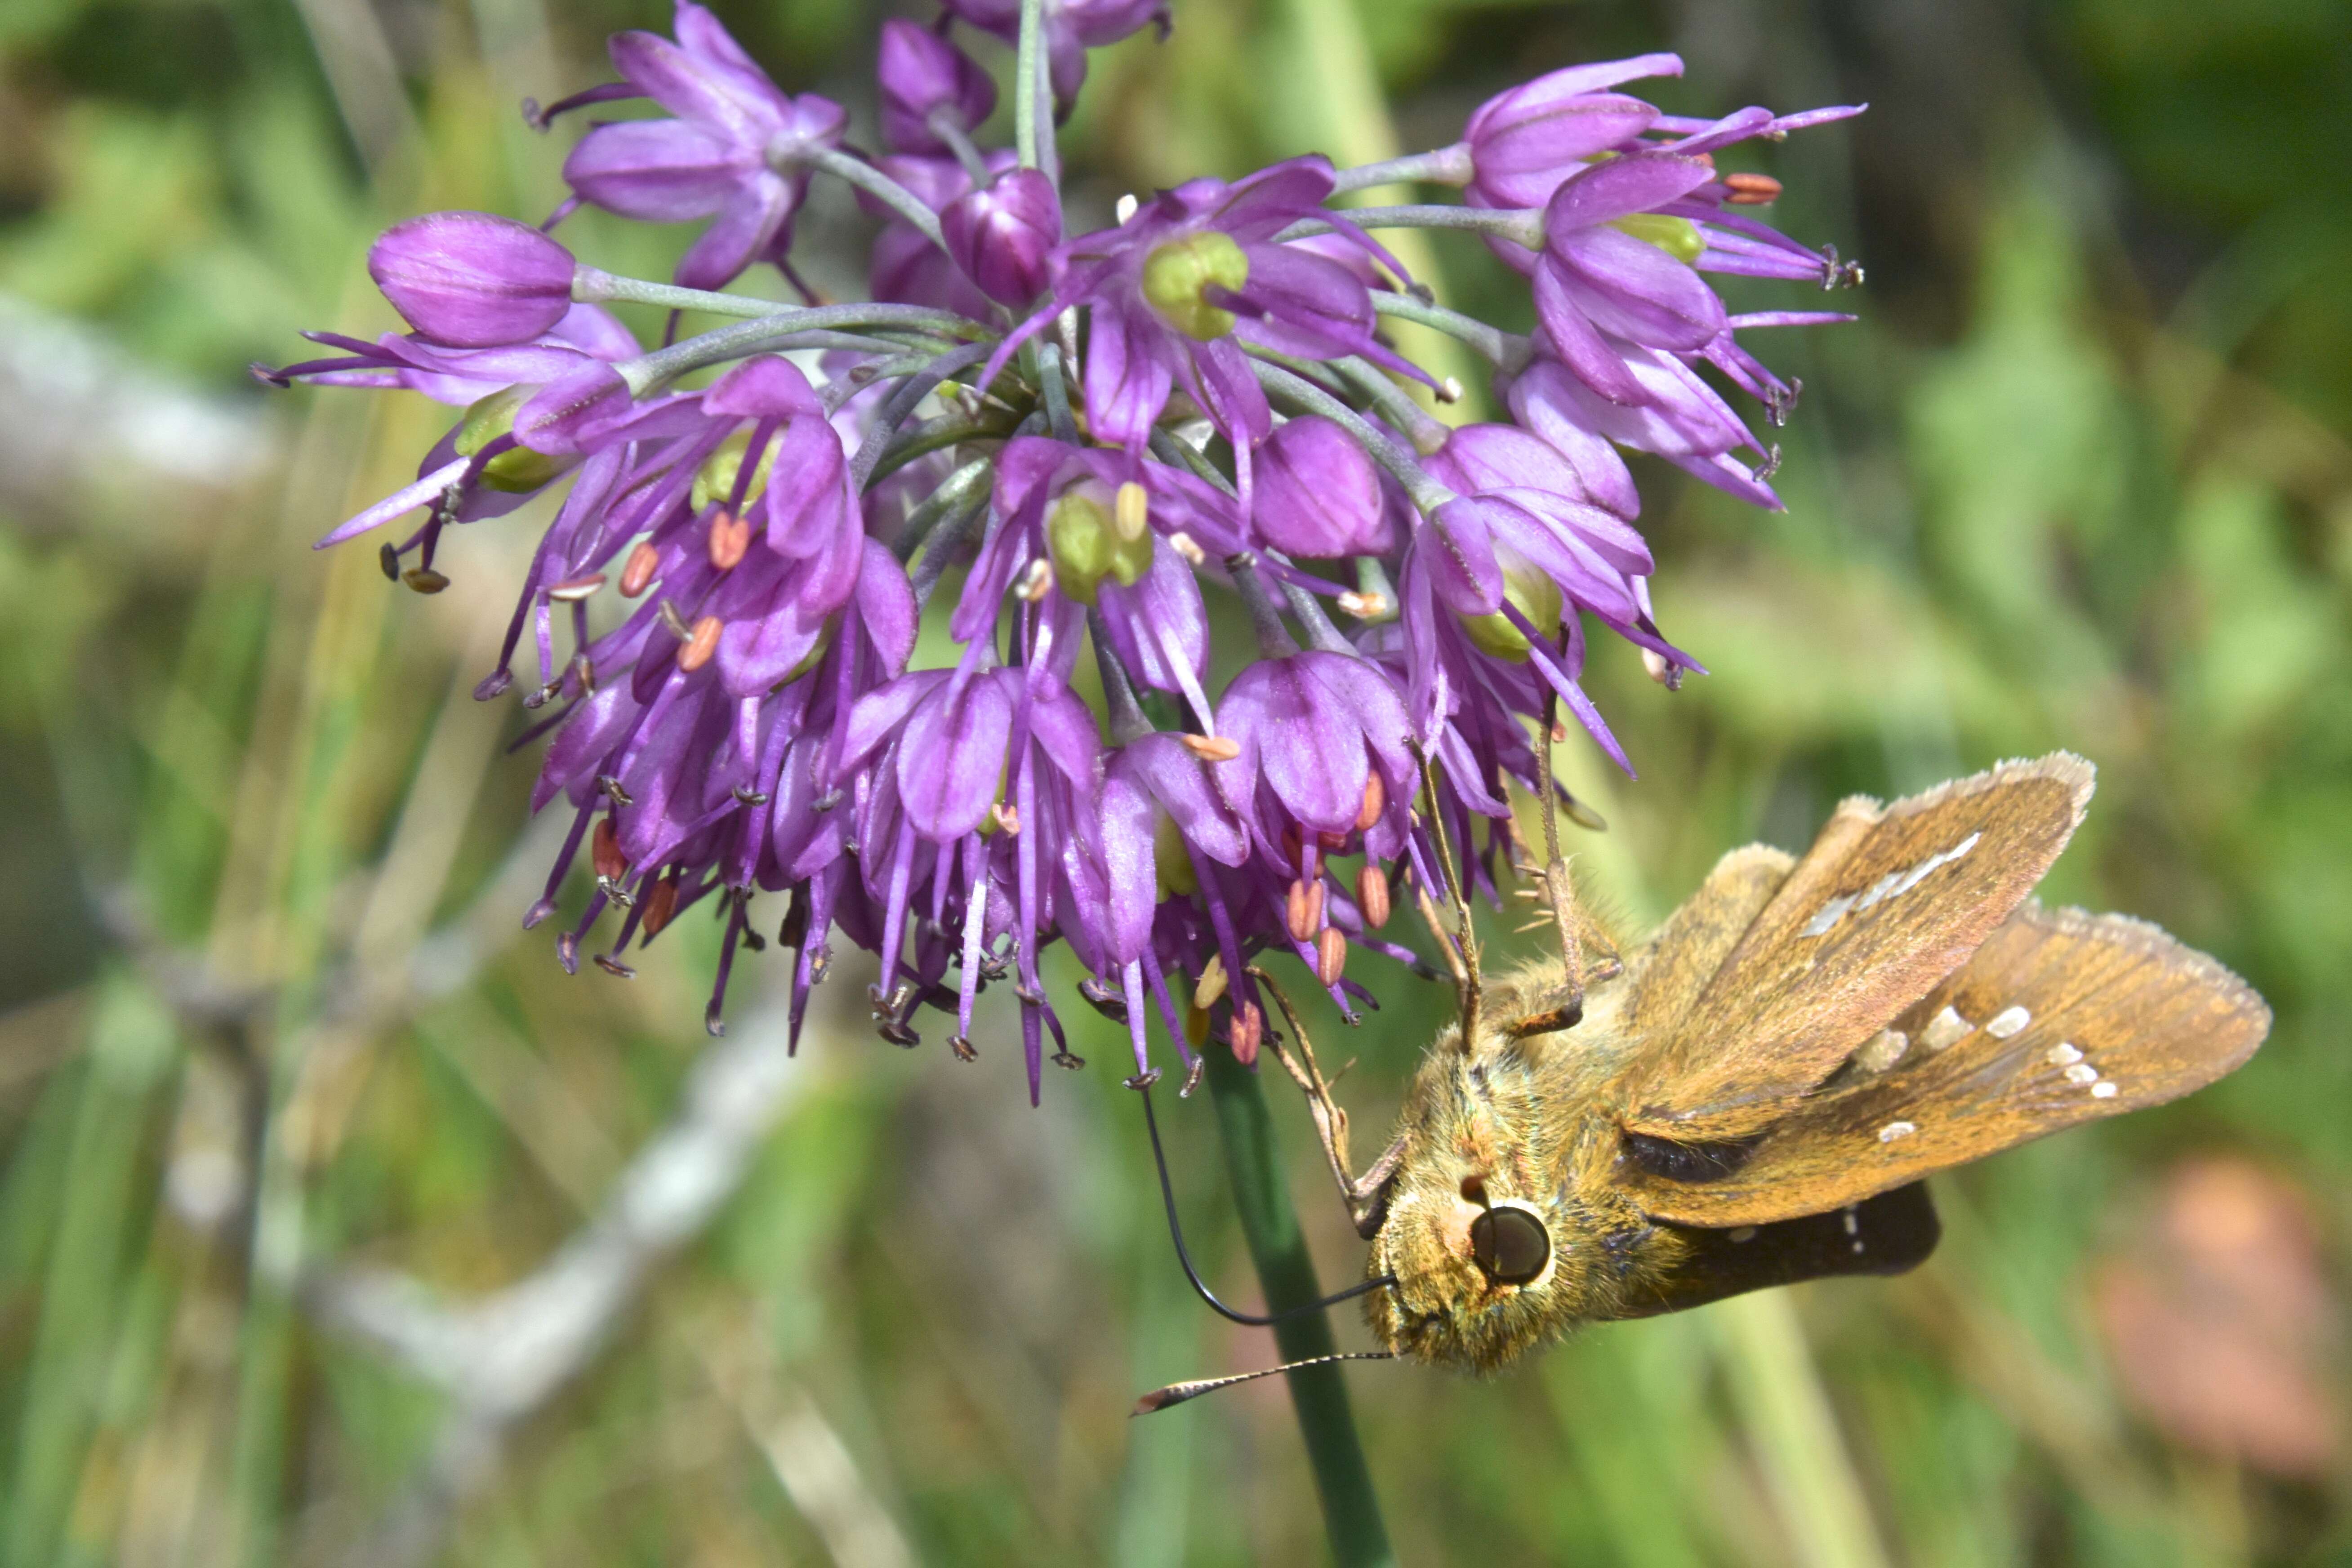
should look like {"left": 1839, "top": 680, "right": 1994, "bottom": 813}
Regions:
{"left": 1131, "top": 1351, "right": 1397, "bottom": 1415}
{"left": 1136, "top": 1081, "right": 1397, "bottom": 1326}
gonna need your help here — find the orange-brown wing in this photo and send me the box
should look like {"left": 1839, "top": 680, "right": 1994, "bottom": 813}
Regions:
{"left": 1611, "top": 753, "right": 2095, "bottom": 1142}
{"left": 1622, "top": 902, "right": 2271, "bottom": 1228}
{"left": 1616, "top": 844, "right": 1794, "bottom": 1038}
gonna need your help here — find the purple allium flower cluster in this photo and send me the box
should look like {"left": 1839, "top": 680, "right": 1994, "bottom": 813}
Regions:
{"left": 260, "top": 3, "right": 1861, "bottom": 1100}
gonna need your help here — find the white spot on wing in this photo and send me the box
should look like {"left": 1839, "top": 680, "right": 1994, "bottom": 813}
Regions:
{"left": 1728, "top": 1226, "right": 1757, "bottom": 1243}
{"left": 2063, "top": 1063, "right": 2099, "bottom": 1086}
{"left": 2046, "top": 1042, "right": 2083, "bottom": 1066}
{"left": 1853, "top": 871, "right": 1902, "bottom": 912}
{"left": 1801, "top": 831, "right": 1986, "bottom": 938}
{"left": 1841, "top": 1208, "right": 1860, "bottom": 1235}
{"left": 1854, "top": 1028, "right": 1909, "bottom": 1074}
{"left": 1922, "top": 1006, "right": 1973, "bottom": 1052}
{"left": 1801, "top": 894, "right": 1856, "bottom": 938}
{"left": 2091, "top": 1080, "right": 2119, "bottom": 1099}
{"left": 1985, "top": 1005, "right": 2031, "bottom": 1038}
{"left": 1877, "top": 1120, "right": 1918, "bottom": 1143}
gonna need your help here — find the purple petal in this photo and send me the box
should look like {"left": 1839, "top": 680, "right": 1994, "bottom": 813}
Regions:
{"left": 1544, "top": 153, "right": 1718, "bottom": 235}
{"left": 1083, "top": 307, "right": 1176, "bottom": 448}
{"left": 900, "top": 673, "right": 1014, "bottom": 837}
{"left": 855, "top": 538, "right": 919, "bottom": 673}
{"left": 564, "top": 119, "right": 747, "bottom": 221}
{"left": 762, "top": 416, "right": 854, "bottom": 559}
{"left": 1223, "top": 657, "right": 1368, "bottom": 834}
{"left": 315, "top": 456, "right": 468, "bottom": 547}
{"left": 1093, "top": 543, "right": 1208, "bottom": 696}
{"left": 704, "top": 353, "right": 823, "bottom": 419}
{"left": 1553, "top": 227, "right": 1726, "bottom": 350}
{"left": 1464, "top": 53, "right": 1683, "bottom": 143}
{"left": 1252, "top": 414, "right": 1394, "bottom": 557}
{"left": 1532, "top": 258, "right": 1648, "bottom": 406}
{"left": 1117, "top": 734, "right": 1248, "bottom": 867}
{"left": 674, "top": 175, "right": 794, "bottom": 290}
{"left": 1424, "top": 497, "right": 1506, "bottom": 613}
{"left": 608, "top": 26, "right": 787, "bottom": 144}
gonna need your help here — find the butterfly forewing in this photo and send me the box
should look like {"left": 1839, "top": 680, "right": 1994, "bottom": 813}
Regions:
{"left": 1622, "top": 902, "right": 2272, "bottom": 1228}
{"left": 1611, "top": 753, "right": 2096, "bottom": 1142}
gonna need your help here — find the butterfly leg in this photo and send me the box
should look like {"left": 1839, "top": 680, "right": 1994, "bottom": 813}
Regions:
{"left": 1250, "top": 965, "right": 1402, "bottom": 1239}
{"left": 1408, "top": 743, "right": 1483, "bottom": 1045}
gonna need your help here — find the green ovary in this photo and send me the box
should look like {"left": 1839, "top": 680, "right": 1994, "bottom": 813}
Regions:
{"left": 1047, "top": 485, "right": 1154, "bottom": 605}
{"left": 1608, "top": 213, "right": 1704, "bottom": 265}
{"left": 1140, "top": 231, "right": 1249, "bottom": 341}
{"left": 1458, "top": 553, "right": 1564, "bottom": 661}
{"left": 456, "top": 386, "right": 562, "bottom": 493}
{"left": 1154, "top": 810, "right": 1198, "bottom": 898}
{"left": 691, "top": 429, "right": 780, "bottom": 514}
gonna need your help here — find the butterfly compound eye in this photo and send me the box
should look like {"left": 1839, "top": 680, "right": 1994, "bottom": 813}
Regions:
{"left": 1469, "top": 1204, "right": 1551, "bottom": 1286}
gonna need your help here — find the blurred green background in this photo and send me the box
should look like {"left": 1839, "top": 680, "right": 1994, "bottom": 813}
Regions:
{"left": 2, "top": 0, "right": 2348, "bottom": 1562}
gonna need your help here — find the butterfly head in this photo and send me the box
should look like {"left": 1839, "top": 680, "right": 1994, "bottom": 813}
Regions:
{"left": 1362, "top": 1137, "right": 1643, "bottom": 1373}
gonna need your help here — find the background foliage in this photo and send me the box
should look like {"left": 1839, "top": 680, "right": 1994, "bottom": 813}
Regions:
{"left": 2, "top": 0, "right": 2348, "bottom": 1562}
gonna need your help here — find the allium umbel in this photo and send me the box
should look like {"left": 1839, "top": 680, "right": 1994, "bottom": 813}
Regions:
{"left": 260, "top": 3, "right": 1863, "bottom": 1100}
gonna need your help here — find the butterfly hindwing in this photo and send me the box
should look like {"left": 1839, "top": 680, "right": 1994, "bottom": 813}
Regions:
{"left": 1621, "top": 902, "right": 2272, "bottom": 1228}
{"left": 1610, "top": 753, "right": 2096, "bottom": 1143}
{"left": 1606, "top": 1182, "right": 1939, "bottom": 1319}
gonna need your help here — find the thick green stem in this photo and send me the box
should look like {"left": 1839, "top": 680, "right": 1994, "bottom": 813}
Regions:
{"left": 1202, "top": 1046, "right": 1395, "bottom": 1568}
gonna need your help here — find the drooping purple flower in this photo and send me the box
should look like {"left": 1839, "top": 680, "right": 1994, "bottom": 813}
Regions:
{"left": 877, "top": 19, "right": 997, "bottom": 156}
{"left": 943, "top": 169, "right": 1062, "bottom": 307}
{"left": 1528, "top": 152, "right": 1727, "bottom": 406}
{"left": 939, "top": 0, "right": 1169, "bottom": 106}
{"left": 367, "top": 212, "right": 579, "bottom": 348}
{"left": 557, "top": 1, "right": 846, "bottom": 290}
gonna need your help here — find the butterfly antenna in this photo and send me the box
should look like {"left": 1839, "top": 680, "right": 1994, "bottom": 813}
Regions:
{"left": 1410, "top": 743, "right": 1483, "bottom": 1043}
{"left": 1135, "top": 1081, "right": 1397, "bottom": 1326}
{"left": 1132, "top": 1351, "right": 1397, "bottom": 1415}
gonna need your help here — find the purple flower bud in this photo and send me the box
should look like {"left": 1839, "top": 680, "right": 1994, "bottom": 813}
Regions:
{"left": 1251, "top": 415, "right": 1396, "bottom": 557}
{"left": 367, "top": 212, "right": 576, "bottom": 348}
{"left": 877, "top": 20, "right": 997, "bottom": 155}
{"left": 942, "top": 169, "right": 1062, "bottom": 306}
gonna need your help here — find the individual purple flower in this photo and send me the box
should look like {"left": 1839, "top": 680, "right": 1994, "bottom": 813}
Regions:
{"left": 940, "top": 0, "right": 1168, "bottom": 106}
{"left": 554, "top": 1, "right": 846, "bottom": 290}
{"left": 943, "top": 168, "right": 1062, "bottom": 307}
{"left": 987, "top": 157, "right": 1421, "bottom": 512}
{"left": 1528, "top": 151, "right": 1727, "bottom": 406}
{"left": 367, "top": 212, "right": 579, "bottom": 348}
{"left": 1461, "top": 53, "right": 1681, "bottom": 210}
{"left": 877, "top": 19, "right": 997, "bottom": 156}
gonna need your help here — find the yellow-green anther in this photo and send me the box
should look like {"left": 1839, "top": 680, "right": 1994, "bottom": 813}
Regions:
{"left": 1113, "top": 480, "right": 1149, "bottom": 543}
{"left": 1609, "top": 213, "right": 1705, "bottom": 265}
{"left": 1457, "top": 551, "right": 1564, "bottom": 661}
{"left": 457, "top": 386, "right": 562, "bottom": 493}
{"left": 1141, "top": 231, "right": 1248, "bottom": 341}
{"left": 692, "top": 429, "right": 780, "bottom": 514}
{"left": 1047, "top": 485, "right": 1154, "bottom": 604}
